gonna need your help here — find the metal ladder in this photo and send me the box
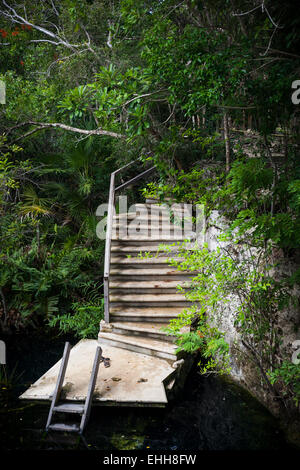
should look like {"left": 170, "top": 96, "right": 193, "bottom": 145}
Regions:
{"left": 45, "top": 342, "right": 102, "bottom": 435}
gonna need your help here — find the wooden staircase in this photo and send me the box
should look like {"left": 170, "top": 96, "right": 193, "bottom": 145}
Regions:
{"left": 98, "top": 198, "right": 195, "bottom": 364}
{"left": 19, "top": 167, "right": 197, "bottom": 412}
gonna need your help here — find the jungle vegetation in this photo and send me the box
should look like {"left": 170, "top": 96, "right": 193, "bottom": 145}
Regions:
{"left": 0, "top": 0, "right": 299, "bottom": 418}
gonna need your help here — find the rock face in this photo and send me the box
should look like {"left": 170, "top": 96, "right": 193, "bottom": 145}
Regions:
{"left": 204, "top": 211, "right": 300, "bottom": 421}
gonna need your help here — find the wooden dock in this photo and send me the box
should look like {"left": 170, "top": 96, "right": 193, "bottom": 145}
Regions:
{"left": 20, "top": 339, "right": 190, "bottom": 407}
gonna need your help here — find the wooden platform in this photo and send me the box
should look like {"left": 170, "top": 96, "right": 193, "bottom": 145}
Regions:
{"left": 19, "top": 339, "right": 177, "bottom": 407}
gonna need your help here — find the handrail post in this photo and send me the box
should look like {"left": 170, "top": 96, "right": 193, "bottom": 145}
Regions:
{"left": 103, "top": 172, "right": 115, "bottom": 324}
{"left": 103, "top": 277, "right": 109, "bottom": 323}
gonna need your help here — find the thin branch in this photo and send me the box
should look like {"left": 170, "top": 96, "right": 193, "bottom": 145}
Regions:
{"left": 50, "top": 0, "right": 59, "bottom": 17}
{"left": 45, "top": 49, "right": 90, "bottom": 77}
{"left": 259, "top": 25, "right": 278, "bottom": 57}
{"left": 121, "top": 89, "right": 167, "bottom": 109}
{"left": 162, "top": 103, "right": 176, "bottom": 125}
{"left": 232, "top": 2, "right": 283, "bottom": 29}
{"left": 80, "top": 25, "right": 100, "bottom": 62}
{"left": 5, "top": 121, "right": 126, "bottom": 142}
{"left": 232, "top": 4, "right": 262, "bottom": 17}
{"left": 255, "top": 47, "right": 300, "bottom": 60}
{"left": 0, "top": 287, "right": 7, "bottom": 328}
{"left": 264, "top": 4, "right": 283, "bottom": 29}
{"left": 216, "top": 105, "right": 256, "bottom": 110}
{"left": 163, "top": 1, "right": 186, "bottom": 20}
{"left": 106, "top": 20, "right": 112, "bottom": 49}
{"left": 248, "top": 57, "right": 279, "bottom": 74}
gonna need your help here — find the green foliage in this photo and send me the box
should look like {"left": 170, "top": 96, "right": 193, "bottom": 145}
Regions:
{"left": 57, "top": 65, "right": 153, "bottom": 139}
{"left": 159, "top": 233, "right": 296, "bottom": 406}
{"left": 268, "top": 362, "right": 300, "bottom": 406}
{"left": 0, "top": 137, "right": 26, "bottom": 200}
{"left": 0, "top": 136, "right": 106, "bottom": 334}
{"left": 48, "top": 299, "right": 104, "bottom": 339}
{"left": 148, "top": 159, "right": 299, "bottom": 408}
{"left": 166, "top": 305, "right": 231, "bottom": 375}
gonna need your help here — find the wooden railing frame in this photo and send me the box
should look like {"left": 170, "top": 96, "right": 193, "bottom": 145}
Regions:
{"left": 103, "top": 161, "right": 156, "bottom": 323}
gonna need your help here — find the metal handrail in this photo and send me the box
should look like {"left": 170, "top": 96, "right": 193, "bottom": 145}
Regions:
{"left": 115, "top": 166, "right": 156, "bottom": 192}
{"left": 103, "top": 161, "right": 156, "bottom": 323}
{"left": 79, "top": 345, "right": 102, "bottom": 434}
{"left": 45, "top": 341, "right": 71, "bottom": 431}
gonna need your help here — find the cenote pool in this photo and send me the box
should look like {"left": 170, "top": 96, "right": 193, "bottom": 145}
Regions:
{"left": 0, "top": 332, "right": 296, "bottom": 451}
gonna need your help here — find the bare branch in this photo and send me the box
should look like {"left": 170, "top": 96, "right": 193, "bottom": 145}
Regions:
{"left": 259, "top": 26, "right": 279, "bottom": 57}
{"left": 255, "top": 47, "right": 300, "bottom": 59}
{"left": 232, "top": 3, "right": 262, "bottom": 17}
{"left": 232, "top": 1, "right": 283, "bottom": 29}
{"left": 216, "top": 105, "right": 256, "bottom": 110}
{"left": 50, "top": 0, "right": 59, "bottom": 17}
{"left": 121, "top": 89, "right": 167, "bottom": 109}
{"left": 5, "top": 121, "right": 126, "bottom": 142}
{"left": 1, "top": 0, "right": 81, "bottom": 50}
{"left": 162, "top": 103, "right": 176, "bottom": 125}
{"left": 107, "top": 20, "right": 113, "bottom": 49}
{"left": 80, "top": 25, "right": 100, "bottom": 60}
{"left": 264, "top": 4, "right": 283, "bottom": 29}
{"left": 45, "top": 49, "right": 90, "bottom": 77}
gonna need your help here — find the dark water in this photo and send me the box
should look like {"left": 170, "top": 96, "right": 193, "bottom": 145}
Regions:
{"left": 0, "top": 332, "right": 296, "bottom": 451}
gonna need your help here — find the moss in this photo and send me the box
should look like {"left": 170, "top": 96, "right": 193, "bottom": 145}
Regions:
{"left": 110, "top": 433, "right": 145, "bottom": 450}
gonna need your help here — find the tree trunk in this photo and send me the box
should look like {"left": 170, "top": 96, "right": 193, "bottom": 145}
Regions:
{"left": 0, "top": 287, "right": 8, "bottom": 330}
{"left": 223, "top": 111, "right": 231, "bottom": 173}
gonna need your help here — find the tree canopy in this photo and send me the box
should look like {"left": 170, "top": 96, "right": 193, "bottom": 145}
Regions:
{"left": 0, "top": 0, "right": 299, "bottom": 419}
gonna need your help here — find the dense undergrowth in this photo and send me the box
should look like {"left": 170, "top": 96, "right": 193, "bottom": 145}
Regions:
{"left": 0, "top": 0, "right": 299, "bottom": 426}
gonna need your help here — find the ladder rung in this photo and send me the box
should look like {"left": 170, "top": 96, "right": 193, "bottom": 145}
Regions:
{"left": 53, "top": 403, "right": 85, "bottom": 414}
{"left": 48, "top": 423, "right": 80, "bottom": 433}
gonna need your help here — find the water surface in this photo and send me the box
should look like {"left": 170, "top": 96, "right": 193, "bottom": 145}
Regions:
{"left": 0, "top": 333, "right": 294, "bottom": 451}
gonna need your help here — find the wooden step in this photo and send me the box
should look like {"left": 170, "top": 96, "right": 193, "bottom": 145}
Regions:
{"left": 113, "top": 215, "right": 179, "bottom": 224}
{"left": 113, "top": 218, "right": 185, "bottom": 225}
{"left": 111, "top": 239, "right": 193, "bottom": 248}
{"left": 110, "top": 282, "right": 185, "bottom": 296}
{"left": 110, "top": 256, "right": 185, "bottom": 264}
{"left": 48, "top": 423, "right": 80, "bottom": 433}
{"left": 110, "top": 306, "right": 186, "bottom": 322}
{"left": 110, "top": 280, "right": 191, "bottom": 289}
{"left": 109, "top": 293, "right": 188, "bottom": 303}
{"left": 111, "top": 287, "right": 181, "bottom": 295}
{"left": 112, "top": 234, "right": 195, "bottom": 241}
{"left": 113, "top": 218, "right": 183, "bottom": 227}
{"left": 98, "top": 332, "right": 178, "bottom": 361}
{"left": 110, "top": 275, "right": 191, "bottom": 283}
{"left": 113, "top": 229, "right": 186, "bottom": 238}
{"left": 111, "top": 244, "right": 184, "bottom": 253}
{"left": 53, "top": 403, "right": 85, "bottom": 414}
{"left": 111, "top": 302, "right": 192, "bottom": 309}
{"left": 114, "top": 214, "right": 191, "bottom": 225}
{"left": 134, "top": 203, "right": 189, "bottom": 212}
{"left": 110, "top": 267, "right": 193, "bottom": 276}
{"left": 145, "top": 197, "right": 173, "bottom": 204}
{"left": 110, "top": 322, "right": 175, "bottom": 342}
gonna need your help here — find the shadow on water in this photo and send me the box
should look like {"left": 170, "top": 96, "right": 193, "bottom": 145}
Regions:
{"left": 0, "top": 332, "right": 296, "bottom": 451}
